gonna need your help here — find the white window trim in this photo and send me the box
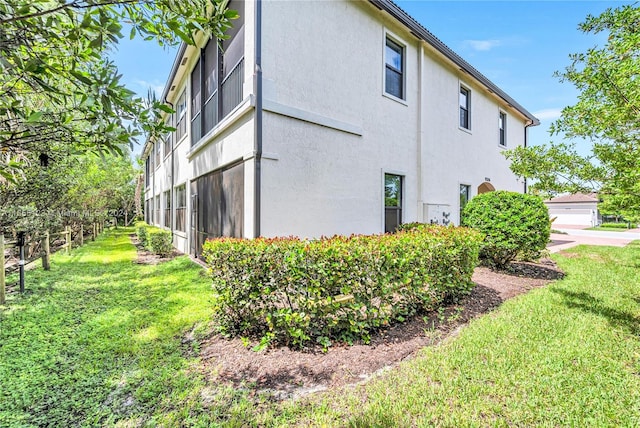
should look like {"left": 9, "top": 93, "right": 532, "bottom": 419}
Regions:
{"left": 382, "top": 29, "right": 408, "bottom": 106}
{"left": 498, "top": 109, "right": 507, "bottom": 148}
{"left": 458, "top": 82, "right": 472, "bottom": 133}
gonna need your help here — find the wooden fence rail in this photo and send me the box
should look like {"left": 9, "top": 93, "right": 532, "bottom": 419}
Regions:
{"left": 0, "top": 221, "right": 105, "bottom": 304}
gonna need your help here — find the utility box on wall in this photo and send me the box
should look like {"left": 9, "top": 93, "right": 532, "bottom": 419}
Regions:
{"left": 424, "top": 204, "right": 451, "bottom": 226}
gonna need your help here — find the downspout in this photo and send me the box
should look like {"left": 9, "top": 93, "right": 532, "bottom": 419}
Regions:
{"left": 523, "top": 119, "right": 534, "bottom": 194}
{"left": 417, "top": 43, "right": 424, "bottom": 222}
{"left": 254, "top": 0, "right": 263, "bottom": 238}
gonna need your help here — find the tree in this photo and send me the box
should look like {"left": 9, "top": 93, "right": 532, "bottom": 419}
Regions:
{"left": 0, "top": 0, "right": 236, "bottom": 181}
{"left": 505, "top": 4, "right": 640, "bottom": 221}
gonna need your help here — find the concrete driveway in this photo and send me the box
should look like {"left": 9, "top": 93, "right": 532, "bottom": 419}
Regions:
{"left": 547, "top": 228, "right": 640, "bottom": 253}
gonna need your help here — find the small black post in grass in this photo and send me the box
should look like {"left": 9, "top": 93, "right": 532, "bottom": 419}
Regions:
{"left": 17, "top": 231, "right": 25, "bottom": 293}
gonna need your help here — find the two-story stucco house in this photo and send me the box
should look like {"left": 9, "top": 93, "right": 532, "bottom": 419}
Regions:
{"left": 143, "top": 0, "right": 539, "bottom": 256}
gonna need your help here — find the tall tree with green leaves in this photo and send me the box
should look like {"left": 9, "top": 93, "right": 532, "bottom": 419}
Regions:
{"left": 505, "top": 4, "right": 640, "bottom": 221}
{"left": 0, "top": 0, "right": 236, "bottom": 181}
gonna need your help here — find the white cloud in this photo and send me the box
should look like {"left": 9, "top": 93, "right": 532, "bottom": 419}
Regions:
{"left": 133, "top": 79, "right": 165, "bottom": 98}
{"left": 533, "top": 108, "right": 563, "bottom": 121}
{"left": 464, "top": 39, "right": 502, "bottom": 51}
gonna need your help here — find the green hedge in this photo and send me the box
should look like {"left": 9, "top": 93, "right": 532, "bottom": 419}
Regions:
{"left": 135, "top": 222, "right": 172, "bottom": 257}
{"left": 599, "top": 222, "right": 632, "bottom": 229}
{"left": 461, "top": 191, "right": 550, "bottom": 268}
{"left": 135, "top": 221, "right": 149, "bottom": 247}
{"left": 201, "top": 226, "right": 482, "bottom": 349}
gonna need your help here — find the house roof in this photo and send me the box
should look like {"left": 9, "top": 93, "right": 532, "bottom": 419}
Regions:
{"left": 371, "top": 0, "right": 540, "bottom": 126}
{"left": 545, "top": 193, "right": 599, "bottom": 204}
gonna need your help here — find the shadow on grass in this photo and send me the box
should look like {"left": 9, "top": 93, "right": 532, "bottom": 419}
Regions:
{"left": 551, "top": 288, "right": 639, "bottom": 335}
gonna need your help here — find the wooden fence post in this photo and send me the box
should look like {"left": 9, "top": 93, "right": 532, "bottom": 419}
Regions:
{"left": 1, "top": 233, "right": 5, "bottom": 305}
{"left": 65, "top": 226, "right": 71, "bottom": 255}
{"left": 42, "top": 231, "right": 50, "bottom": 271}
{"left": 80, "top": 224, "right": 84, "bottom": 246}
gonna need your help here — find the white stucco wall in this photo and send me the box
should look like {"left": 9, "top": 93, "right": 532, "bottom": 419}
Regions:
{"left": 420, "top": 48, "right": 528, "bottom": 225}
{"left": 258, "top": 0, "right": 531, "bottom": 236}
{"left": 260, "top": 0, "right": 420, "bottom": 237}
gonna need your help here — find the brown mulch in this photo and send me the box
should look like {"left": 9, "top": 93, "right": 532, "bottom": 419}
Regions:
{"left": 193, "top": 258, "right": 565, "bottom": 400}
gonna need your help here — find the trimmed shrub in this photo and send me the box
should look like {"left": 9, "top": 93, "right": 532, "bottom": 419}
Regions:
{"left": 148, "top": 229, "right": 173, "bottom": 257}
{"left": 201, "top": 225, "right": 482, "bottom": 349}
{"left": 135, "top": 221, "right": 149, "bottom": 247}
{"left": 599, "top": 222, "right": 631, "bottom": 229}
{"left": 461, "top": 190, "right": 550, "bottom": 268}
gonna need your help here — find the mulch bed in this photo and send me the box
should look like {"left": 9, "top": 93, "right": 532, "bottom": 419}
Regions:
{"left": 196, "top": 259, "right": 565, "bottom": 400}
{"left": 127, "top": 238, "right": 566, "bottom": 400}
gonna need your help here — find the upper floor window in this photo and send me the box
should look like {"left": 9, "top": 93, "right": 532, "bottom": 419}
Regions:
{"left": 154, "top": 141, "right": 161, "bottom": 167}
{"left": 175, "top": 90, "right": 187, "bottom": 142}
{"left": 384, "top": 36, "right": 404, "bottom": 100}
{"left": 499, "top": 111, "right": 506, "bottom": 146}
{"left": 459, "top": 86, "right": 470, "bottom": 130}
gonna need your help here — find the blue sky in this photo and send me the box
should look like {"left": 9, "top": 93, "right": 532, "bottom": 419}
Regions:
{"left": 109, "top": 0, "right": 630, "bottom": 154}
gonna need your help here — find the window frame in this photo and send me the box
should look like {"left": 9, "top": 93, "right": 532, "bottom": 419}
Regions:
{"left": 382, "top": 31, "right": 407, "bottom": 103}
{"left": 459, "top": 183, "right": 471, "bottom": 224}
{"left": 383, "top": 171, "right": 405, "bottom": 233}
{"left": 174, "top": 183, "right": 187, "bottom": 233}
{"left": 499, "top": 110, "right": 507, "bottom": 147}
{"left": 459, "top": 85, "right": 471, "bottom": 131}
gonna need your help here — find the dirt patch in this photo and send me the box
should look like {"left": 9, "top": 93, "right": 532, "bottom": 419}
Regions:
{"left": 129, "top": 234, "right": 181, "bottom": 264}
{"left": 196, "top": 258, "right": 565, "bottom": 400}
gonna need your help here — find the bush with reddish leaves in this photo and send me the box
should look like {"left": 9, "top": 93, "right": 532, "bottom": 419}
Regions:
{"left": 201, "top": 225, "right": 482, "bottom": 349}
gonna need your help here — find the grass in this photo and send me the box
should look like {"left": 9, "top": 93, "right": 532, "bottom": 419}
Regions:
{"left": 260, "top": 241, "right": 640, "bottom": 427}
{"left": 586, "top": 226, "right": 635, "bottom": 232}
{"left": 0, "top": 228, "right": 229, "bottom": 427}
{"left": 2, "top": 229, "right": 639, "bottom": 426}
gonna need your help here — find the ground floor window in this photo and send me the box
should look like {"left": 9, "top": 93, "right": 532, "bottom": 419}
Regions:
{"left": 163, "top": 190, "right": 171, "bottom": 228}
{"left": 460, "top": 184, "right": 470, "bottom": 223}
{"left": 384, "top": 173, "right": 403, "bottom": 233}
{"left": 175, "top": 184, "right": 186, "bottom": 232}
{"left": 153, "top": 196, "right": 160, "bottom": 226}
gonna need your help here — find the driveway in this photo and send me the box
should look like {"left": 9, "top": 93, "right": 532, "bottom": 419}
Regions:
{"left": 547, "top": 228, "right": 640, "bottom": 253}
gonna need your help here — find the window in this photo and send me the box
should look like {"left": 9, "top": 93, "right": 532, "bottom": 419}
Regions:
{"left": 190, "top": 0, "right": 245, "bottom": 146}
{"left": 175, "top": 184, "right": 186, "bottom": 232}
{"left": 384, "top": 173, "right": 403, "bottom": 233}
{"left": 460, "top": 184, "right": 470, "bottom": 223}
{"left": 499, "top": 111, "right": 506, "bottom": 146}
{"left": 145, "top": 199, "right": 150, "bottom": 224}
{"left": 144, "top": 157, "right": 150, "bottom": 187}
{"left": 163, "top": 115, "right": 173, "bottom": 156}
{"left": 154, "top": 142, "right": 161, "bottom": 168}
{"left": 384, "top": 36, "right": 404, "bottom": 99}
{"left": 459, "top": 87, "right": 470, "bottom": 129}
{"left": 154, "top": 195, "right": 160, "bottom": 225}
{"left": 163, "top": 190, "right": 171, "bottom": 228}
{"left": 175, "top": 90, "right": 187, "bottom": 142}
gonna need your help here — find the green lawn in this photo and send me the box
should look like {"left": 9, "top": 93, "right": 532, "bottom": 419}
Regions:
{"left": 1, "top": 230, "right": 639, "bottom": 427}
{"left": 261, "top": 241, "right": 640, "bottom": 427}
{"left": 0, "top": 228, "right": 221, "bottom": 427}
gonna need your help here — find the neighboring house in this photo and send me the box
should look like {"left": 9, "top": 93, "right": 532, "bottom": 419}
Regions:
{"left": 143, "top": 0, "right": 539, "bottom": 256}
{"left": 544, "top": 193, "right": 601, "bottom": 227}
